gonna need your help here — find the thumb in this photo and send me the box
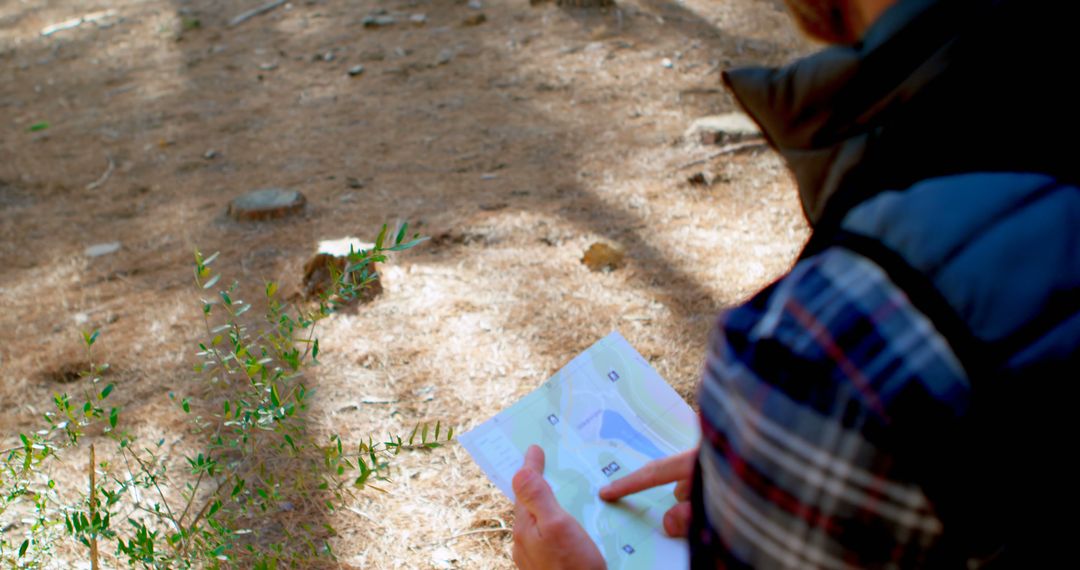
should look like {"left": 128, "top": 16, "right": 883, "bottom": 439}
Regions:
{"left": 513, "top": 446, "right": 561, "bottom": 520}
{"left": 522, "top": 444, "right": 545, "bottom": 473}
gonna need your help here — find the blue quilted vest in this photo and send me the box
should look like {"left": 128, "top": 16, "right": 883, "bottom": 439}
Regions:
{"left": 838, "top": 174, "right": 1078, "bottom": 566}
{"left": 724, "top": 0, "right": 1080, "bottom": 564}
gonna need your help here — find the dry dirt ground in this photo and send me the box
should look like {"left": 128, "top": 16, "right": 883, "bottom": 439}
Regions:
{"left": 1, "top": 0, "right": 812, "bottom": 567}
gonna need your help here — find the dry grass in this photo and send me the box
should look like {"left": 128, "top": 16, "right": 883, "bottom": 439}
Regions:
{"left": 0, "top": 0, "right": 811, "bottom": 567}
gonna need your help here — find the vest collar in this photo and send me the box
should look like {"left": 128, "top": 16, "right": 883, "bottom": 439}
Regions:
{"left": 722, "top": 0, "right": 965, "bottom": 225}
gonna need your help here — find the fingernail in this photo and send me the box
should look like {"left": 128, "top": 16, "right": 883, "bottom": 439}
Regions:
{"left": 663, "top": 511, "right": 680, "bottom": 535}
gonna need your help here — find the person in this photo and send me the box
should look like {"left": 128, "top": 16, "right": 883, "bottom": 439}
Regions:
{"left": 511, "top": 0, "right": 1079, "bottom": 567}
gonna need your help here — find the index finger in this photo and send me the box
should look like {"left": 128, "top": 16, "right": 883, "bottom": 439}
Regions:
{"left": 599, "top": 449, "right": 696, "bottom": 502}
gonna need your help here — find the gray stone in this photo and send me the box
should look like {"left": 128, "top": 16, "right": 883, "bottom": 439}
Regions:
{"left": 556, "top": 0, "right": 614, "bottom": 6}
{"left": 435, "top": 48, "right": 453, "bottom": 66}
{"left": 685, "top": 113, "right": 761, "bottom": 145}
{"left": 85, "top": 242, "right": 121, "bottom": 257}
{"left": 227, "top": 188, "right": 306, "bottom": 221}
{"left": 348, "top": 64, "right": 365, "bottom": 76}
{"left": 362, "top": 15, "right": 397, "bottom": 28}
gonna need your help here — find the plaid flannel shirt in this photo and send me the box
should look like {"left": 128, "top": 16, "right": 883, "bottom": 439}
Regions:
{"left": 692, "top": 246, "right": 971, "bottom": 568}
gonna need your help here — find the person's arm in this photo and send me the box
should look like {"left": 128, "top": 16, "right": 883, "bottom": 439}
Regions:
{"left": 692, "top": 246, "right": 967, "bottom": 567}
{"left": 512, "top": 246, "right": 967, "bottom": 568}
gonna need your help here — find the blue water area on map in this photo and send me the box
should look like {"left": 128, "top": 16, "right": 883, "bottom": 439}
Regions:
{"left": 599, "top": 411, "right": 666, "bottom": 460}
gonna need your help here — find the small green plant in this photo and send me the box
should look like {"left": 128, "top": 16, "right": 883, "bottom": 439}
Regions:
{"left": 0, "top": 223, "right": 449, "bottom": 567}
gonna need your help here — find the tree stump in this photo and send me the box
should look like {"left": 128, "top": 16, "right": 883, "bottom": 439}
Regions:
{"left": 302, "top": 238, "right": 383, "bottom": 303}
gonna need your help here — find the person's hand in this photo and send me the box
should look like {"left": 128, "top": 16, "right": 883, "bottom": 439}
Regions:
{"left": 512, "top": 445, "right": 606, "bottom": 569}
{"left": 599, "top": 448, "right": 697, "bottom": 537}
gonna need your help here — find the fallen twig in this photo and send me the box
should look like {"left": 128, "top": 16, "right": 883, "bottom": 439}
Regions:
{"left": 437, "top": 522, "right": 511, "bottom": 544}
{"left": 85, "top": 155, "right": 115, "bottom": 191}
{"left": 678, "top": 139, "right": 769, "bottom": 169}
{"left": 41, "top": 10, "right": 115, "bottom": 37}
{"left": 347, "top": 506, "right": 386, "bottom": 529}
{"left": 89, "top": 444, "right": 100, "bottom": 570}
{"left": 228, "top": 0, "right": 288, "bottom": 27}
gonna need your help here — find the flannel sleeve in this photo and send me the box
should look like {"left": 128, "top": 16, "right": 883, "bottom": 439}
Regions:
{"left": 691, "top": 247, "right": 971, "bottom": 569}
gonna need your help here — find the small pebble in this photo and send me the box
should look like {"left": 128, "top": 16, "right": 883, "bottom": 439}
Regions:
{"left": 363, "top": 15, "right": 397, "bottom": 27}
{"left": 661, "top": 58, "right": 674, "bottom": 69}
{"left": 687, "top": 171, "right": 715, "bottom": 186}
{"left": 462, "top": 13, "right": 487, "bottom": 26}
{"left": 85, "top": 242, "right": 121, "bottom": 258}
{"left": 348, "top": 64, "right": 365, "bottom": 76}
{"left": 582, "top": 242, "right": 625, "bottom": 272}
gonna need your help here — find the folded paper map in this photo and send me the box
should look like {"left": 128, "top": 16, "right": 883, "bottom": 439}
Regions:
{"left": 459, "top": 331, "right": 700, "bottom": 569}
